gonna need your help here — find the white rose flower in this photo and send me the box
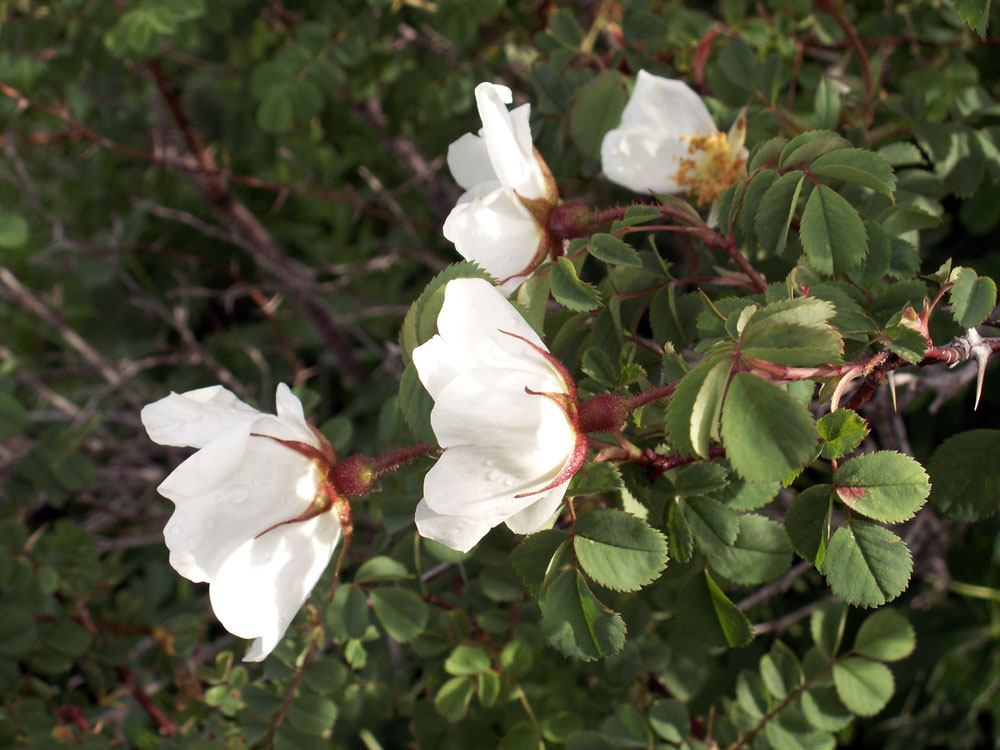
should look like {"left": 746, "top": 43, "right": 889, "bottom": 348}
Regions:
{"left": 600, "top": 70, "right": 746, "bottom": 204}
{"left": 141, "top": 384, "right": 341, "bottom": 662}
{"left": 411, "top": 277, "right": 586, "bottom": 552}
{"left": 443, "top": 82, "right": 558, "bottom": 294}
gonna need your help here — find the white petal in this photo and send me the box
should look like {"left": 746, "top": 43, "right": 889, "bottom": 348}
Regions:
{"left": 442, "top": 187, "right": 543, "bottom": 285}
{"left": 438, "top": 277, "right": 546, "bottom": 357}
{"left": 410, "top": 336, "right": 460, "bottom": 401}
{"left": 208, "top": 512, "right": 342, "bottom": 662}
{"left": 600, "top": 126, "right": 689, "bottom": 194}
{"left": 475, "top": 83, "right": 545, "bottom": 199}
{"left": 141, "top": 385, "right": 259, "bottom": 448}
{"left": 274, "top": 383, "right": 307, "bottom": 431}
{"left": 430, "top": 368, "right": 570, "bottom": 449}
{"left": 504, "top": 484, "right": 568, "bottom": 534}
{"left": 159, "top": 431, "right": 324, "bottom": 583}
{"left": 447, "top": 133, "right": 496, "bottom": 191}
{"left": 422, "top": 440, "right": 570, "bottom": 520}
{"left": 623, "top": 71, "right": 716, "bottom": 136}
{"left": 414, "top": 498, "right": 493, "bottom": 553}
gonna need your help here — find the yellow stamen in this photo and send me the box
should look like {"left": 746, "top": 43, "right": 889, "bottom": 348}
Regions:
{"left": 672, "top": 132, "right": 746, "bottom": 206}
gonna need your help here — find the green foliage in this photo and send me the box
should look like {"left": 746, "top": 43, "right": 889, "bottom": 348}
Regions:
{"left": 541, "top": 569, "right": 626, "bottom": 661}
{"left": 572, "top": 508, "right": 668, "bottom": 592}
{"left": 928, "top": 429, "right": 1000, "bottom": 520}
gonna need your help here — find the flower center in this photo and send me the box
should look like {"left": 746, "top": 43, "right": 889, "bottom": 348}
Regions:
{"left": 672, "top": 132, "right": 746, "bottom": 206}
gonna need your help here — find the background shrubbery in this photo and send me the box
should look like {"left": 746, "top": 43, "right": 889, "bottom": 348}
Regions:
{"left": 2, "top": 1, "right": 1000, "bottom": 748}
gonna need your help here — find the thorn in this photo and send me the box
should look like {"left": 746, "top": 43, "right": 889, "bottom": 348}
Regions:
{"left": 967, "top": 328, "right": 989, "bottom": 411}
{"left": 888, "top": 371, "right": 898, "bottom": 412}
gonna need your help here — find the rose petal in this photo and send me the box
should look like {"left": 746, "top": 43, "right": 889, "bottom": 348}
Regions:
{"left": 414, "top": 498, "right": 493, "bottom": 553}
{"left": 447, "top": 132, "right": 496, "bottom": 191}
{"left": 209, "top": 512, "right": 342, "bottom": 662}
{"left": 159, "top": 431, "right": 324, "bottom": 583}
{"left": 475, "top": 83, "right": 545, "bottom": 199}
{"left": 504, "top": 484, "right": 568, "bottom": 534}
{"left": 141, "top": 385, "right": 259, "bottom": 448}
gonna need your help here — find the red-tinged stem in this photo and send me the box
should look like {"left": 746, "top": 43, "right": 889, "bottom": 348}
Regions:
{"left": 625, "top": 383, "right": 677, "bottom": 411}
{"left": 743, "top": 357, "right": 858, "bottom": 382}
{"left": 375, "top": 443, "right": 436, "bottom": 475}
{"left": 117, "top": 667, "right": 176, "bottom": 737}
{"left": 644, "top": 446, "right": 727, "bottom": 482}
{"left": 817, "top": 0, "right": 874, "bottom": 126}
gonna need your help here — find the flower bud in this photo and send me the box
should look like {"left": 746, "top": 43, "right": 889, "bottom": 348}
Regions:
{"left": 547, "top": 201, "right": 594, "bottom": 240}
{"left": 330, "top": 454, "right": 378, "bottom": 497}
{"left": 577, "top": 393, "right": 630, "bottom": 434}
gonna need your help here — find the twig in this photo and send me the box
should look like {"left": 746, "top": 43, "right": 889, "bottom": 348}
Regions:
{"left": 116, "top": 667, "right": 176, "bottom": 737}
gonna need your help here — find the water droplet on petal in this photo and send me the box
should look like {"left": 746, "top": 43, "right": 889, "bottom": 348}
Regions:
{"left": 485, "top": 458, "right": 496, "bottom": 468}
{"left": 164, "top": 522, "right": 183, "bottom": 540}
{"left": 503, "top": 477, "right": 516, "bottom": 488}
{"left": 223, "top": 482, "right": 249, "bottom": 505}
{"left": 485, "top": 469, "right": 500, "bottom": 482}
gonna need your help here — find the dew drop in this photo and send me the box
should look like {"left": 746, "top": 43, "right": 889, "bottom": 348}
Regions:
{"left": 223, "top": 482, "right": 249, "bottom": 505}
{"left": 164, "top": 522, "right": 183, "bottom": 540}
{"left": 485, "top": 469, "right": 501, "bottom": 482}
{"left": 503, "top": 477, "right": 516, "bottom": 488}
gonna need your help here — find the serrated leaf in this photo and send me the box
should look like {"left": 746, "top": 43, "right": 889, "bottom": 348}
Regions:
{"left": 665, "top": 357, "right": 731, "bottom": 458}
{"left": 667, "top": 502, "right": 694, "bottom": 563}
{"left": 287, "top": 693, "right": 338, "bottom": 735}
{"left": 551, "top": 257, "right": 602, "bottom": 311}
{"left": 398, "top": 362, "right": 435, "bottom": 445}
{"left": 740, "top": 298, "right": 843, "bottom": 366}
{"left": 573, "top": 508, "right": 668, "bottom": 592}
{"left": 811, "top": 149, "right": 897, "bottom": 201}
{"left": 817, "top": 410, "right": 869, "bottom": 459}
{"left": 673, "top": 462, "right": 729, "bottom": 497}
{"left": 567, "top": 462, "right": 624, "bottom": 496}
{"left": 800, "top": 184, "right": 868, "bottom": 276}
{"left": 833, "top": 451, "right": 930, "bottom": 523}
{"left": 949, "top": 267, "right": 997, "bottom": 328}
{"left": 541, "top": 569, "right": 626, "bottom": 661}
{"left": 756, "top": 171, "right": 806, "bottom": 255}
{"left": 588, "top": 233, "right": 643, "bottom": 267}
{"left": 823, "top": 520, "right": 912, "bottom": 607}
{"left": 370, "top": 588, "right": 429, "bottom": 642}
{"left": 511, "top": 529, "right": 569, "bottom": 594}
{"left": 713, "top": 476, "right": 779, "bottom": 510}
{"left": 682, "top": 497, "right": 739, "bottom": 555}
{"left": 721, "top": 372, "right": 818, "bottom": 484}
{"left": 810, "top": 600, "right": 848, "bottom": 660}
{"left": 854, "top": 609, "right": 915, "bottom": 662}
{"left": 832, "top": 658, "right": 894, "bottom": 716}
{"left": 709, "top": 513, "right": 792, "bottom": 584}
{"left": 814, "top": 77, "right": 841, "bottom": 130}
{"left": 785, "top": 485, "right": 833, "bottom": 567}
{"left": 928, "top": 429, "right": 1000, "bottom": 521}
{"left": 677, "top": 570, "right": 754, "bottom": 648}
{"left": 741, "top": 169, "right": 779, "bottom": 243}
{"left": 779, "top": 130, "right": 851, "bottom": 169}
{"left": 749, "top": 138, "right": 789, "bottom": 173}
{"left": 954, "top": 0, "right": 992, "bottom": 38}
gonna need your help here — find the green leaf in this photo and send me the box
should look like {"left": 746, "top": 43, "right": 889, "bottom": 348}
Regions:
{"left": 749, "top": 138, "right": 789, "bottom": 173}
{"left": 0, "top": 394, "right": 28, "bottom": 440}
{"left": 445, "top": 644, "right": 491, "bottom": 675}
{"left": 682, "top": 497, "right": 739, "bottom": 555}
{"left": 736, "top": 669, "right": 771, "bottom": 719}
{"left": 370, "top": 588, "right": 429, "bottom": 642}
{"left": 673, "top": 462, "right": 729, "bottom": 497}
{"left": 500, "top": 638, "right": 534, "bottom": 678}
{"left": 817, "top": 410, "right": 869, "bottom": 460}
{"left": 954, "top": 0, "right": 992, "bottom": 38}
{"left": 709, "top": 513, "right": 792, "bottom": 584}
{"left": 0, "top": 214, "right": 29, "bottom": 249}
{"left": 257, "top": 89, "right": 294, "bottom": 133}
{"left": 741, "top": 169, "right": 779, "bottom": 243}
{"left": 721, "top": 372, "right": 818, "bottom": 484}
{"left": 740, "top": 298, "right": 843, "bottom": 366}
{"left": 398, "top": 362, "right": 435, "bottom": 445}
{"left": 833, "top": 451, "right": 930, "bottom": 523}
{"left": 287, "top": 693, "right": 338, "bottom": 735}
{"left": 434, "top": 675, "right": 475, "bottom": 721}
{"left": 832, "top": 657, "right": 894, "bottom": 716}
{"left": 500, "top": 722, "right": 543, "bottom": 750}
{"left": 550, "top": 257, "right": 602, "bottom": 312}
{"left": 779, "top": 130, "right": 851, "bottom": 169}
{"left": 785, "top": 485, "right": 833, "bottom": 567}
{"left": 810, "top": 600, "right": 848, "bottom": 660}
{"left": 949, "top": 267, "right": 997, "bottom": 328}
{"left": 0, "top": 608, "right": 37, "bottom": 657}
{"left": 759, "top": 640, "right": 804, "bottom": 699}
{"left": 801, "top": 686, "right": 854, "bottom": 731}
{"left": 814, "top": 77, "right": 841, "bottom": 130}
{"left": 548, "top": 7, "right": 585, "bottom": 46}
{"left": 567, "top": 462, "right": 624, "bottom": 496}
{"left": 573, "top": 508, "right": 668, "bottom": 592}
{"left": 648, "top": 699, "right": 689, "bottom": 743}
{"left": 713, "top": 477, "right": 779, "bottom": 511}
{"left": 511, "top": 529, "right": 570, "bottom": 594}
{"left": 853, "top": 609, "right": 916, "bottom": 662}
{"left": 677, "top": 570, "right": 754, "bottom": 648}
{"left": 569, "top": 72, "right": 628, "bottom": 159}
{"left": 667, "top": 502, "right": 694, "bottom": 564}
{"left": 665, "top": 357, "right": 731, "bottom": 458}
{"left": 478, "top": 669, "right": 500, "bottom": 707}
{"left": 326, "top": 584, "right": 369, "bottom": 641}
{"left": 588, "top": 233, "right": 643, "bottom": 267}
{"left": 353, "top": 556, "right": 411, "bottom": 584}
{"left": 823, "top": 520, "right": 912, "bottom": 607}
{"left": 810, "top": 149, "right": 897, "bottom": 201}
{"left": 800, "top": 184, "right": 868, "bottom": 276}
{"left": 541, "top": 569, "right": 626, "bottom": 661}
{"left": 928, "top": 429, "right": 1000, "bottom": 521}
{"left": 755, "top": 171, "right": 806, "bottom": 255}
